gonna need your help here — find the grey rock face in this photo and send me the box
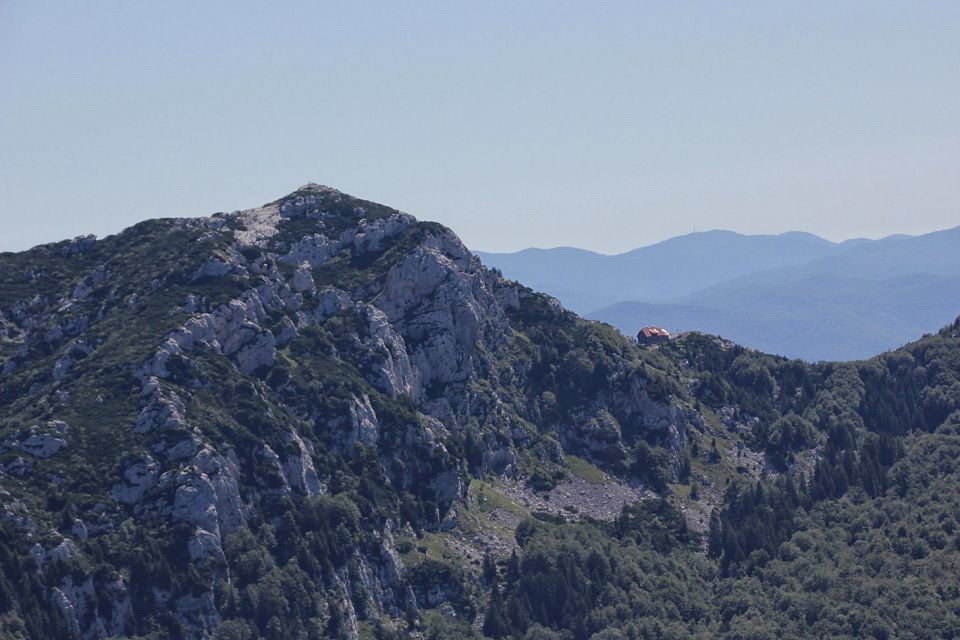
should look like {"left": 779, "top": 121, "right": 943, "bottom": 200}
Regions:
{"left": 312, "top": 286, "right": 353, "bottom": 322}
{"left": 374, "top": 231, "right": 518, "bottom": 411}
{"left": 235, "top": 330, "right": 276, "bottom": 374}
{"left": 111, "top": 454, "right": 160, "bottom": 505}
{"left": 216, "top": 301, "right": 264, "bottom": 355}
{"left": 275, "top": 316, "right": 298, "bottom": 346}
{"left": 282, "top": 429, "right": 324, "bottom": 497}
{"left": 184, "top": 447, "right": 246, "bottom": 536}
{"left": 279, "top": 188, "right": 335, "bottom": 219}
{"left": 281, "top": 211, "right": 414, "bottom": 269}
{"left": 363, "top": 306, "right": 419, "bottom": 399}
{"left": 0, "top": 457, "right": 31, "bottom": 477}
{"left": 52, "top": 355, "right": 74, "bottom": 379}
{"left": 135, "top": 389, "right": 187, "bottom": 433}
{"left": 203, "top": 450, "right": 246, "bottom": 529}
{"left": 70, "top": 519, "right": 88, "bottom": 541}
{"left": 430, "top": 469, "right": 467, "bottom": 513}
{"left": 348, "top": 394, "right": 380, "bottom": 450}
{"left": 70, "top": 264, "right": 109, "bottom": 302}
{"left": 233, "top": 203, "right": 282, "bottom": 246}
{"left": 15, "top": 421, "right": 70, "bottom": 458}
{"left": 46, "top": 539, "right": 80, "bottom": 565}
{"left": 171, "top": 471, "right": 221, "bottom": 533}
{"left": 564, "top": 411, "right": 625, "bottom": 464}
{"left": 352, "top": 213, "right": 415, "bottom": 254}
{"left": 52, "top": 340, "right": 93, "bottom": 380}
{"left": 19, "top": 433, "right": 68, "bottom": 458}
{"left": 282, "top": 233, "right": 342, "bottom": 268}
{"left": 155, "top": 434, "right": 202, "bottom": 462}
{"left": 60, "top": 234, "right": 97, "bottom": 256}
{"left": 188, "top": 528, "right": 227, "bottom": 563}
{"left": 617, "top": 377, "right": 690, "bottom": 467}
{"left": 143, "top": 283, "right": 287, "bottom": 377}
{"left": 51, "top": 572, "right": 133, "bottom": 639}
{"left": 290, "top": 262, "right": 317, "bottom": 293}
{"left": 191, "top": 257, "right": 233, "bottom": 281}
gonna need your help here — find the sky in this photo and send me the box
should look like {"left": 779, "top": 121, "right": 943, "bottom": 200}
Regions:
{"left": 1, "top": 1, "right": 958, "bottom": 254}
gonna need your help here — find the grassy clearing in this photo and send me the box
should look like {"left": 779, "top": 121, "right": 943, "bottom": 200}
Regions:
{"left": 563, "top": 454, "right": 608, "bottom": 484}
{"left": 469, "top": 480, "right": 518, "bottom": 514}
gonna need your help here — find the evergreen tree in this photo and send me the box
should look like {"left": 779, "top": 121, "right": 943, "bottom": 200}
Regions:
{"left": 482, "top": 551, "right": 498, "bottom": 586}
{"left": 483, "top": 587, "right": 509, "bottom": 639}
{"left": 708, "top": 510, "right": 723, "bottom": 558}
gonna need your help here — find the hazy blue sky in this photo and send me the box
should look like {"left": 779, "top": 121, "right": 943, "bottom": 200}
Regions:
{"left": 2, "top": 1, "right": 958, "bottom": 253}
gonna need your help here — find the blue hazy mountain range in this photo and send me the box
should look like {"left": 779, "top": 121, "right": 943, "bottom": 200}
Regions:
{"left": 476, "top": 227, "right": 960, "bottom": 361}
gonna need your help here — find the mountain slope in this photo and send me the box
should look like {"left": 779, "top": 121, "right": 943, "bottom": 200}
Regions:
{"left": 1, "top": 186, "right": 960, "bottom": 640}
{"left": 0, "top": 185, "right": 701, "bottom": 639}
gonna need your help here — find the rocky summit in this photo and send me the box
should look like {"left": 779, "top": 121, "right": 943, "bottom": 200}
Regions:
{"left": 3, "top": 185, "right": 960, "bottom": 639}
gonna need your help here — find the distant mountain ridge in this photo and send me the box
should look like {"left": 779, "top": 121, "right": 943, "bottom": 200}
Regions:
{"left": 478, "top": 226, "right": 960, "bottom": 360}
{"left": 476, "top": 229, "right": 864, "bottom": 313}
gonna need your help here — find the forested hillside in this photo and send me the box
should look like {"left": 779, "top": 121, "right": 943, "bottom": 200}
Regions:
{"left": 476, "top": 322, "right": 960, "bottom": 640}
{"left": 1, "top": 186, "right": 959, "bottom": 639}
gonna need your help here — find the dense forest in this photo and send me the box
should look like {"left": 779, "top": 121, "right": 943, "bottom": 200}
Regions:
{"left": 457, "top": 320, "right": 960, "bottom": 640}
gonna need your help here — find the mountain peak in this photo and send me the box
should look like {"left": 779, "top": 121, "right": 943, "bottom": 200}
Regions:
{"left": 294, "top": 182, "right": 341, "bottom": 194}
